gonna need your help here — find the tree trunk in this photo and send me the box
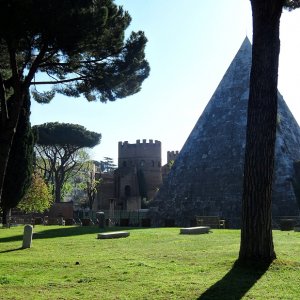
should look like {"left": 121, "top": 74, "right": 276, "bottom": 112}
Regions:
{"left": 54, "top": 171, "right": 65, "bottom": 203}
{"left": 1, "top": 207, "right": 10, "bottom": 226}
{"left": 0, "top": 95, "right": 24, "bottom": 205}
{"left": 239, "top": 1, "right": 283, "bottom": 263}
{"left": 54, "top": 177, "right": 62, "bottom": 203}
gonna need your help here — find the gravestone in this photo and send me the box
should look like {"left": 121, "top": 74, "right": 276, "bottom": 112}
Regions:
{"left": 96, "top": 211, "right": 105, "bottom": 228}
{"left": 22, "top": 225, "right": 33, "bottom": 249}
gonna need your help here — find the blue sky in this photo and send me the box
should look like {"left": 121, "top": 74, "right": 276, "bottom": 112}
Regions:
{"left": 30, "top": 1, "right": 300, "bottom": 165}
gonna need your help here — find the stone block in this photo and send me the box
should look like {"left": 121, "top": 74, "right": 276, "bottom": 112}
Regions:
{"left": 180, "top": 226, "right": 210, "bottom": 234}
{"left": 97, "top": 231, "right": 130, "bottom": 239}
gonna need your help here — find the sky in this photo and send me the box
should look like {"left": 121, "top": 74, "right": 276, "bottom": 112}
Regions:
{"left": 30, "top": 1, "right": 300, "bottom": 165}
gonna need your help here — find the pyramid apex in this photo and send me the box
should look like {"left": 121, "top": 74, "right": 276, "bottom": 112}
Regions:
{"left": 243, "top": 36, "right": 251, "bottom": 44}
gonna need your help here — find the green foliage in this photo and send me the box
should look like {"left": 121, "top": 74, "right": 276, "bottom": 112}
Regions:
{"left": 33, "top": 122, "right": 101, "bottom": 148}
{"left": 18, "top": 173, "right": 53, "bottom": 214}
{"left": 0, "top": 0, "right": 150, "bottom": 103}
{"left": 168, "top": 159, "right": 175, "bottom": 169}
{"left": 34, "top": 124, "right": 100, "bottom": 202}
{"left": 1, "top": 91, "right": 34, "bottom": 215}
{"left": 69, "top": 160, "right": 102, "bottom": 209}
{"left": 284, "top": 0, "right": 300, "bottom": 10}
{"left": 100, "top": 157, "right": 116, "bottom": 173}
{"left": 0, "top": 0, "right": 149, "bottom": 207}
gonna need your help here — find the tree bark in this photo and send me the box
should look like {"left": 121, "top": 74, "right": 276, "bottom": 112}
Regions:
{"left": 1, "top": 207, "right": 10, "bottom": 226}
{"left": 0, "top": 95, "right": 24, "bottom": 205}
{"left": 239, "top": 0, "right": 283, "bottom": 263}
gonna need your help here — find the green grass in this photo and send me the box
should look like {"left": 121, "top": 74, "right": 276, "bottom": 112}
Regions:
{"left": 0, "top": 226, "right": 300, "bottom": 299}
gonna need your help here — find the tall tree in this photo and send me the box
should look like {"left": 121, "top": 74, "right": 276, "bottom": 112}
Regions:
{"left": 1, "top": 90, "right": 34, "bottom": 225}
{"left": 239, "top": 0, "right": 300, "bottom": 263}
{"left": 100, "top": 157, "right": 117, "bottom": 173}
{"left": 34, "top": 122, "right": 101, "bottom": 203}
{"left": 0, "top": 0, "right": 150, "bottom": 205}
{"left": 83, "top": 161, "right": 102, "bottom": 210}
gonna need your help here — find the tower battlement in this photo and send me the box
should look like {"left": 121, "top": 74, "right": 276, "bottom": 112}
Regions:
{"left": 119, "top": 139, "right": 161, "bottom": 147}
{"left": 167, "top": 151, "right": 179, "bottom": 163}
{"left": 118, "top": 139, "right": 162, "bottom": 168}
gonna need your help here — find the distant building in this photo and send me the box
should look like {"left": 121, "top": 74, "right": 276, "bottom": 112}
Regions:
{"left": 95, "top": 139, "right": 176, "bottom": 211}
{"left": 162, "top": 151, "right": 179, "bottom": 182}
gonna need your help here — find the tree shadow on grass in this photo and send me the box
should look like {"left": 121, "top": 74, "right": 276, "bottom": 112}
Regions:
{"left": 0, "top": 247, "right": 24, "bottom": 254}
{"left": 0, "top": 225, "right": 148, "bottom": 243}
{"left": 198, "top": 260, "right": 271, "bottom": 300}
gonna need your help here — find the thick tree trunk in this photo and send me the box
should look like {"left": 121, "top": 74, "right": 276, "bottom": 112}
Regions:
{"left": 54, "top": 178, "right": 61, "bottom": 203}
{"left": 239, "top": 1, "right": 283, "bottom": 263}
{"left": 54, "top": 172, "right": 65, "bottom": 203}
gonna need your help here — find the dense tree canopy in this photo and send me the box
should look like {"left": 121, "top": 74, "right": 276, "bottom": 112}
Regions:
{"left": 239, "top": 0, "right": 300, "bottom": 264}
{"left": 0, "top": 0, "right": 149, "bottom": 205}
{"left": 1, "top": 90, "right": 34, "bottom": 225}
{"left": 34, "top": 122, "right": 101, "bottom": 203}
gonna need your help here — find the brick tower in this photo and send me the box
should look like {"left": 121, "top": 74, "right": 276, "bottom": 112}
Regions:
{"left": 115, "top": 139, "right": 162, "bottom": 210}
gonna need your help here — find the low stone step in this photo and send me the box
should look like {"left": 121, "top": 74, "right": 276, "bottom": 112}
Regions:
{"left": 180, "top": 226, "right": 210, "bottom": 234}
{"left": 97, "top": 231, "right": 130, "bottom": 239}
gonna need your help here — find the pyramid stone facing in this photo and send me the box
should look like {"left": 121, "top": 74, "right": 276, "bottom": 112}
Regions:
{"left": 150, "top": 37, "right": 300, "bottom": 227}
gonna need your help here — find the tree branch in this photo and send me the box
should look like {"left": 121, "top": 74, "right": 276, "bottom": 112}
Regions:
{"left": 24, "top": 43, "right": 49, "bottom": 88}
{"left": 31, "top": 75, "right": 87, "bottom": 85}
{"left": 0, "top": 74, "right": 8, "bottom": 125}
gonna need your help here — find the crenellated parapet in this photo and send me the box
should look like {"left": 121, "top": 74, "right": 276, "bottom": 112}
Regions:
{"left": 119, "top": 139, "right": 161, "bottom": 147}
{"left": 167, "top": 151, "right": 179, "bottom": 163}
{"left": 119, "top": 139, "right": 161, "bottom": 162}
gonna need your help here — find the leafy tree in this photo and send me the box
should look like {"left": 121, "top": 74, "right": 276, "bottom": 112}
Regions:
{"left": 100, "top": 157, "right": 117, "bottom": 173}
{"left": 18, "top": 172, "right": 53, "bottom": 214}
{"left": 34, "top": 122, "right": 101, "bottom": 203}
{"left": 239, "top": 0, "right": 300, "bottom": 263}
{"left": 83, "top": 161, "right": 102, "bottom": 210}
{"left": 0, "top": 0, "right": 149, "bottom": 205}
{"left": 70, "top": 160, "right": 102, "bottom": 210}
{"left": 1, "top": 90, "right": 35, "bottom": 225}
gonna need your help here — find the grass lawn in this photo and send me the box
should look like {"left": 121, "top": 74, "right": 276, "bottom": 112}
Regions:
{"left": 0, "top": 226, "right": 300, "bottom": 299}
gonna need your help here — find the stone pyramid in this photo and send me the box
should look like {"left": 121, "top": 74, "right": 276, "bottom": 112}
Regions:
{"left": 150, "top": 37, "right": 300, "bottom": 227}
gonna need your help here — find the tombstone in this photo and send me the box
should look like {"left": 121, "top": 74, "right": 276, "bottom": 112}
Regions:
{"left": 96, "top": 212, "right": 105, "bottom": 228}
{"left": 109, "top": 198, "right": 115, "bottom": 227}
{"left": 22, "top": 225, "right": 33, "bottom": 249}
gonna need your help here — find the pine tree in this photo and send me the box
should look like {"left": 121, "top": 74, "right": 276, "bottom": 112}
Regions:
{"left": 1, "top": 90, "right": 34, "bottom": 225}
{"left": 239, "top": 0, "right": 300, "bottom": 263}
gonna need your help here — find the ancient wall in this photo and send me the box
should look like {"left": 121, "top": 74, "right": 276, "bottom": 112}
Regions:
{"left": 95, "top": 173, "right": 115, "bottom": 211}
